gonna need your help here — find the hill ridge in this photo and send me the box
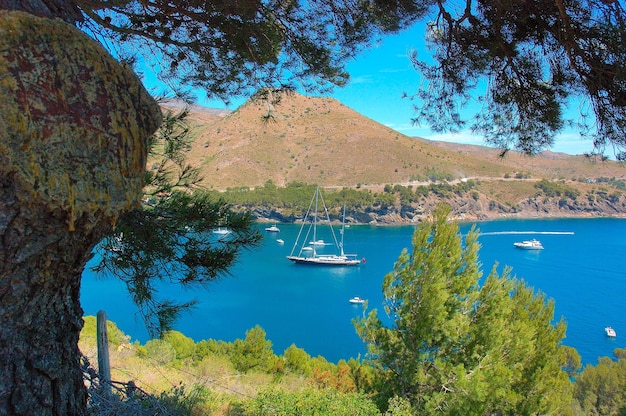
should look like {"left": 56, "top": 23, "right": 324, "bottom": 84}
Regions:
{"left": 177, "top": 91, "right": 623, "bottom": 191}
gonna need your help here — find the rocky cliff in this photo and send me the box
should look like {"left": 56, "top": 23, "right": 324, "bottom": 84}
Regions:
{"left": 246, "top": 186, "right": 626, "bottom": 225}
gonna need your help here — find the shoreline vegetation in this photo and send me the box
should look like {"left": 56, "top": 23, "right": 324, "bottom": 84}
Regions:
{"left": 80, "top": 318, "right": 376, "bottom": 415}
{"left": 209, "top": 178, "right": 626, "bottom": 226}
{"left": 80, "top": 313, "right": 626, "bottom": 415}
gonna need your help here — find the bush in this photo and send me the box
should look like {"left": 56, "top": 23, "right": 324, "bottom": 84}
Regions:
{"left": 163, "top": 330, "right": 196, "bottom": 362}
{"left": 145, "top": 339, "right": 177, "bottom": 365}
{"left": 157, "top": 383, "right": 218, "bottom": 416}
{"left": 283, "top": 344, "right": 312, "bottom": 376}
{"left": 230, "top": 326, "right": 276, "bottom": 373}
{"left": 243, "top": 387, "right": 380, "bottom": 416}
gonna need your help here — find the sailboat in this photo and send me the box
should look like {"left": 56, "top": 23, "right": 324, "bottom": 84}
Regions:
{"left": 287, "top": 187, "right": 362, "bottom": 266}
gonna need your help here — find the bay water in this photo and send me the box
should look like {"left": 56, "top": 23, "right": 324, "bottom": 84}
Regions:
{"left": 81, "top": 218, "right": 626, "bottom": 367}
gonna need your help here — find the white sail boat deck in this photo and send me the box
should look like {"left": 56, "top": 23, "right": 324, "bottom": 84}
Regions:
{"left": 287, "top": 187, "right": 362, "bottom": 266}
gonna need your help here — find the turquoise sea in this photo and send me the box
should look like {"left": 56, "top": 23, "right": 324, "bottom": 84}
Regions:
{"left": 81, "top": 218, "right": 626, "bottom": 367}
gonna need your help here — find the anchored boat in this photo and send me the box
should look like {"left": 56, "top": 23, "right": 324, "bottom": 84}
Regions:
{"left": 287, "top": 187, "right": 363, "bottom": 266}
{"left": 513, "top": 239, "right": 544, "bottom": 250}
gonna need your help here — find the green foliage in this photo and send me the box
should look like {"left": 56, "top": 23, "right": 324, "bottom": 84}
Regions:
{"left": 384, "top": 396, "right": 414, "bottom": 416}
{"left": 423, "top": 167, "right": 454, "bottom": 182}
{"left": 81, "top": 316, "right": 129, "bottom": 347}
{"left": 574, "top": 348, "right": 626, "bottom": 415}
{"left": 82, "top": 315, "right": 626, "bottom": 415}
{"left": 217, "top": 181, "right": 483, "bottom": 219}
{"left": 535, "top": 179, "right": 580, "bottom": 200}
{"left": 93, "top": 109, "right": 262, "bottom": 337}
{"left": 163, "top": 330, "right": 196, "bottom": 362}
{"left": 242, "top": 387, "right": 380, "bottom": 416}
{"left": 354, "top": 204, "right": 577, "bottom": 414}
{"left": 221, "top": 182, "right": 383, "bottom": 218}
{"left": 144, "top": 339, "right": 177, "bottom": 365}
{"left": 230, "top": 326, "right": 276, "bottom": 373}
{"left": 156, "top": 383, "right": 217, "bottom": 416}
{"left": 409, "top": 0, "right": 626, "bottom": 159}
{"left": 81, "top": 1, "right": 428, "bottom": 105}
{"left": 193, "top": 338, "right": 233, "bottom": 361}
{"left": 283, "top": 344, "right": 313, "bottom": 376}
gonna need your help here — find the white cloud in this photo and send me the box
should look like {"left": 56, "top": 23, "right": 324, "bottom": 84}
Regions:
{"left": 348, "top": 75, "right": 374, "bottom": 85}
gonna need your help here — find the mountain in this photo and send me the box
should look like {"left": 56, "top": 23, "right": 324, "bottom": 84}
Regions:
{"left": 174, "top": 91, "right": 623, "bottom": 191}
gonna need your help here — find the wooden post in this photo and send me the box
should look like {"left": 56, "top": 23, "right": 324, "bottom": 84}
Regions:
{"left": 96, "top": 310, "right": 111, "bottom": 396}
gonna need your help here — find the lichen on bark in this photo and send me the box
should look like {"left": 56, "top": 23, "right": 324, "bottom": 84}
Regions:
{"left": 0, "top": 10, "right": 162, "bottom": 230}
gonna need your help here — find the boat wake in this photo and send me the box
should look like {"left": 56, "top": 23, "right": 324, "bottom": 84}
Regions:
{"left": 479, "top": 231, "right": 574, "bottom": 236}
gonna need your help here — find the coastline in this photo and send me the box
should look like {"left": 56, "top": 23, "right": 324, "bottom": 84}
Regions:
{"left": 250, "top": 199, "right": 626, "bottom": 226}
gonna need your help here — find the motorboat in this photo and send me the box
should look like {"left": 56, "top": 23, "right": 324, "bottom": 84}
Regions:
{"left": 513, "top": 239, "right": 543, "bottom": 250}
{"left": 605, "top": 326, "right": 617, "bottom": 337}
{"left": 265, "top": 224, "right": 280, "bottom": 232}
{"left": 349, "top": 297, "right": 365, "bottom": 304}
{"left": 213, "top": 227, "right": 231, "bottom": 235}
{"left": 276, "top": 239, "right": 284, "bottom": 244}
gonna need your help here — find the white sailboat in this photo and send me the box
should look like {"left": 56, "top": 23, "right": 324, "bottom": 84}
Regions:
{"left": 287, "top": 187, "right": 362, "bottom": 266}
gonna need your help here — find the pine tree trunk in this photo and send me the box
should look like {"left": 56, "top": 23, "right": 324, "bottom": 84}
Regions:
{"left": 0, "top": 10, "right": 161, "bottom": 415}
{"left": 0, "top": 192, "right": 107, "bottom": 414}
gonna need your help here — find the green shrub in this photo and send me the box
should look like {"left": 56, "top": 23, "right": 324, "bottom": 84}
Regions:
{"left": 157, "top": 383, "right": 218, "bottom": 416}
{"left": 243, "top": 387, "right": 380, "bottom": 416}
{"left": 163, "top": 330, "right": 196, "bottom": 362}
{"left": 230, "top": 325, "right": 276, "bottom": 373}
{"left": 283, "top": 344, "right": 313, "bottom": 376}
{"left": 145, "top": 339, "right": 176, "bottom": 365}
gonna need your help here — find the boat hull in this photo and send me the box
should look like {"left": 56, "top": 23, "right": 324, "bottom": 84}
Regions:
{"left": 287, "top": 255, "right": 362, "bottom": 266}
{"left": 514, "top": 245, "right": 543, "bottom": 250}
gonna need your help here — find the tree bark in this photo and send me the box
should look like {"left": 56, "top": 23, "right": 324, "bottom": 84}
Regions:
{"left": 0, "top": 11, "right": 161, "bottom": 415}
{"left": 0, "top": 187, "right": 108, "bottom": 415}
{"left": 0, "top": 0, "right": 82, "bottom": 21}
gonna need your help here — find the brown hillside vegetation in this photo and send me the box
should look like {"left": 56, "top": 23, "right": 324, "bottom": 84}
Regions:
{"left": 429, "top": 140, "right": 622, "bottom": 180}
{"left": 173, "top": 91, "right": 623, "bottom": 191}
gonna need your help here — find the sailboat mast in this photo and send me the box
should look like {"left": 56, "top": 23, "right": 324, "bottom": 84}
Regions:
{"left": 313, "top": 187, "right": 319, "bottom": 257}
{"left": 340, "top": 203, "right": 346, "bottom": 256}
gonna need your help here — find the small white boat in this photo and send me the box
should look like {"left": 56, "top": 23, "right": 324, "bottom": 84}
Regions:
{"left": 513, "top": 239, "right": 544, "bottom": 250}
{"left": 605, "top": 326, "right": 617, "bottom": 337}
{"left": 276, "top": 239, "right": 284, "bottom": 244}
{"left": 349, "top": 297, "right": 365, "bottom": 304}
{"left": 309, "top": 239, "right": 326, "bottom": 246}
{"left": 213, "top": 227, "right": 231, "bottom": 235}
{"left": 265, "top": 225, "right": 280, "bottom": 232}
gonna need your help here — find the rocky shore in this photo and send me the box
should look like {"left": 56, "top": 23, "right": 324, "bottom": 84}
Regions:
{"left": 249, "top": 193, "right": 626, "bottom": 225}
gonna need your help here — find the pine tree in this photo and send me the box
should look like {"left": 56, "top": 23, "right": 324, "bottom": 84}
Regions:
{"left": 354, "top": 204, "right": 578, "bottom": 414}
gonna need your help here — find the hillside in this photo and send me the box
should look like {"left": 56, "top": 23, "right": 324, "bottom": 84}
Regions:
{"left": 155, "top": 92, "right": 626, "bottom": 222}
{"left": 172, "top": 91, "right": 624, "bottom": 191}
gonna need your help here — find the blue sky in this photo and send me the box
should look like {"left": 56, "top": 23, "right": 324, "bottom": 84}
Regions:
{"left": 327, "top": 23, "right": 593, "bottom": 156}
{"left": 178, "top": 22, "right": 593, "bottom": 156}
